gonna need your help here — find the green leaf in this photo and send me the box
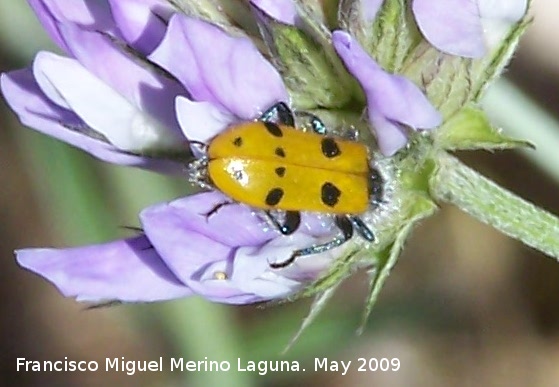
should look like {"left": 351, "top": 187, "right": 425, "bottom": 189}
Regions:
{"left": 436, "top": 106, "right": 534, "bottom": 151}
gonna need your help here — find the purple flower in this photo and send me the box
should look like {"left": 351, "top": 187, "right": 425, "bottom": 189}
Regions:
{"left": 28, "top": 0, "right": 175, "bottom": 55}
{"left": 259, "top": 0, "right": 528, "bottom": 58}
{"left": 17, "top": 192, "right": 338, "bottom": 304}
{"left": 250, "top": 0, "right": 296, "bottom": 25}
{"left": 333, "top": 31, "right": 441, "bottom": 156}
{"left": 3, "top": 0, "right": 185, "bottom": 173}
{"left": 148, "top": 13, "right": 288, "bottom": 145}
{"left": 5, "top": 1, "right": 341, "bottom": 304}
{"left": 411, "top": 0, "right": 528, "bottom": 58}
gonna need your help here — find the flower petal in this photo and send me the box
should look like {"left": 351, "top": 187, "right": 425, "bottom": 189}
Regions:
{"left": 175, "top": 96, "right": 235, "bottom": 145}
{"left": 140, "top": 215, "right": 231, "bottom": 288}
{"left": 362, "top": 0, "right": 384, "bottom": 22}
{"left": 141, "top": 192, "right": 274, "bottom": 250}
{"left": 32, "top": 51, "right": 181, "bottom": 152}
{"left": 16, "top": 235, "right": 192, "bottom": 303}
{"left": 108, "top": 0, "right": 175, "bottom": 54}
{"left": 57, "top": 22, "right": 186, "bottom": 142}
{"left": 369, "top": 72, "right": 443, "bottom": 129}
{"left": 28, "top": 0, "right": 115, "bottom": 53}
{"left": 332, "top": 31, "right": 441, "bottom": 155}
{"left": 150, "top": 14, "right": 288, "bottom": 119}
{"left": 369, "top": 112, "right": 409, "bottom": 156}
{"left": 250, "top": 0, "right": 296, "bottom": 24}
{"left": 478, "top": 0, "right": 528, "bottom": 22}
{"left": 189, "top": 259, "right": 266, "bottom": 304}
{"left": 138, "top": 192, "right": 320, "bottom": 303}
{"left": 190, "top": 231, "right": 336, "bottom": 304}
{"left": 479, "top": 0, "right": 528, "bottom": 49}
{"left": 231, "top": 242, "right": 303, "bottom": 297}
{"left": 412, "top": 0, "right": 486, "bottom": 58}
{"left": 1, "top": 69, "right": 182, "bottom": 173}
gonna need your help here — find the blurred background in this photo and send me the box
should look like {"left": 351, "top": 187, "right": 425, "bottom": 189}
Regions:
{"left": 1, "top": 2, "right": 559, "bottom": 386}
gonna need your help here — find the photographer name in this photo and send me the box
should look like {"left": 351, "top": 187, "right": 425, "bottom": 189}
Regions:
{"left": 16, "top": 357, "right": 300, "bottom": 376}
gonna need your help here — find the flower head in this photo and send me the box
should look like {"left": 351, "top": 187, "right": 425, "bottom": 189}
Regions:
{"left": 5, "top": 0, "right": 343, "bottom": 305}
{"left": 3, "top": 0, "right": 531, "bottom": 339}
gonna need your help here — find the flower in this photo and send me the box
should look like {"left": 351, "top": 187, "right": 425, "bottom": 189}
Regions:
{"left": 4, "top": 0, "right": 340, "bottom": 304}
{"left": 332, "top": 31, "right": 442, "bottom": 156}
{"left": 251, "top": 0, "right": 528, "bottom": 58}
{"left": 3, "top": 0, "right": 532, "bottom": 334}
{"left": 411, "top": 0, "right": 529, "bottom": 58}
{"left": 18, "top": 191, "right": 339, "bottom": 304}
{"left": 3, "top": 0, "right": 185, "bottom": 173}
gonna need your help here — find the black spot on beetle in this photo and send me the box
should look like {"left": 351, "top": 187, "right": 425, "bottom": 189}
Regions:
{"left": 321, "top": 137, "right": 340, "bottom": 158}
{"left": 264, "top": 122, "right": 283, "bottom": 137}
{"left": 275, "top": 147, "right": 286, "bottom": 157}
{"left": 265, "top": 188, "right": 284, "bottom": 206}
{"left": 233, "top": 137, "right": 242, "bottom": 147}
{"left": 321, "top": 182, "right": 341, "bottom": 207}
{"left": 275, "top": 167, "right": 286, "bottom": 177}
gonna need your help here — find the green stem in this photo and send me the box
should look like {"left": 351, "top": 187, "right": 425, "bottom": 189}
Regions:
{"left": 431, "top": 153, "right": 559, "bottom": 259}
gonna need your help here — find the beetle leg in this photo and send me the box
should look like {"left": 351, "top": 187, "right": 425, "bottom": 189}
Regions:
{"left": 294, "top": 111, "right": 328, "bottom": 135}
{"left": 368, "top": 167, "right": 385, "bottom": 207}
{"left": 259, "top": 102, "right": 295, "bottom": 126}
{"left": 348, "top": 216, "right": 375, "bottom": 242}
{"left": 269, "top": 215, "right": 354, "bottom": 269}
{"left": 202, "top": 201, "right": 233, "bottom": 219}
{"left": 265, "top": 210, "right": 301, "bottom": 235}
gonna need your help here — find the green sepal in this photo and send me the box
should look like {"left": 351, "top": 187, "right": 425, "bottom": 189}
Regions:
{"left": 283, "top": 284, "right": 341, "bottom": 353}
{"left": 339, "top": 0, "right": 423, "bottom": 74}
{"left": 281, "top": 247, "right": 362, "bottom": 350}
{"left": 368, "top": 0, "right": 423, "bottom": 73}
{"left": 436, "top": 106, "right": 534, "bottom": 151}
{"left": 340, "top": 0, "right": 531, "bottom": 122}
{"left": 399, "top": 154, "right": 437, "bottom": 195}
{"left": 170, "top": 0, "right": 248, "bottom": 29}
{"left": 288, "top": 247, "right": 362, "bottom": 302}
{"left": 292, "top": 0, "right": 337, "bottom": 30}
{"left": 357, "top": 195, "right": 436, "bottom": 334}
{"left": 402, "top": 13, "right": 531, "bottom": 120}
{"left": 286, "top": 152, "right": 439, "bottom": 342}
{"left": 253, "top": 7, "right": 357, "bottom": 109}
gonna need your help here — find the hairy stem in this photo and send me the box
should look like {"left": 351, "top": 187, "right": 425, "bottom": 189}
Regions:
{"left": 431, "top": 153, "right": 559, "bottom": 259}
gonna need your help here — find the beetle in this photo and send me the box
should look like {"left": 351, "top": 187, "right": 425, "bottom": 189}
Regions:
{"left": 188, "top": 102, "right": 384, "bottom": 268}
